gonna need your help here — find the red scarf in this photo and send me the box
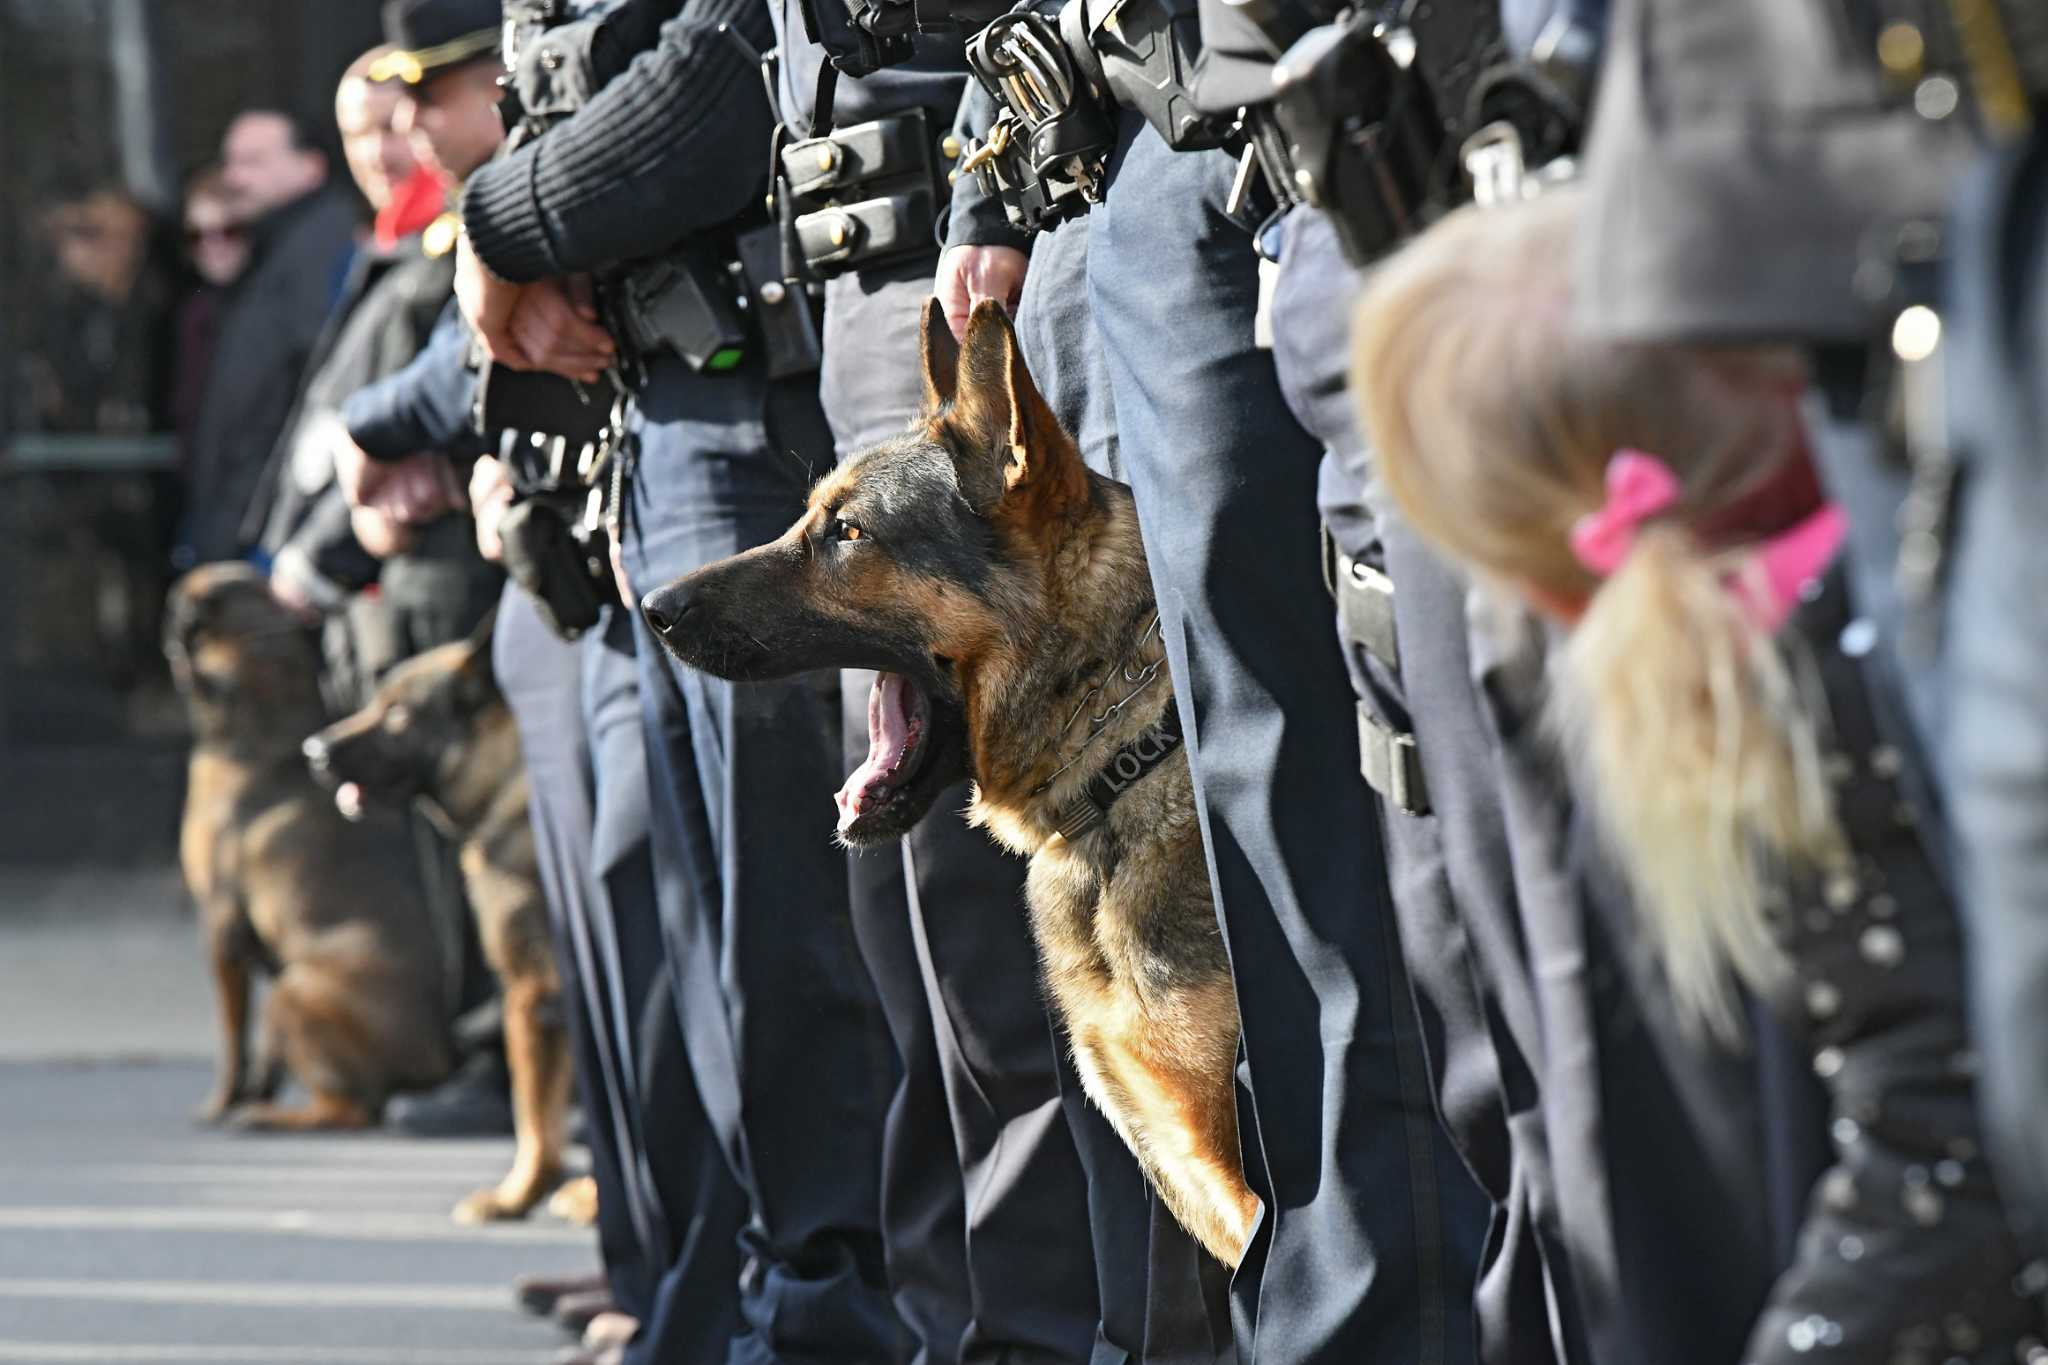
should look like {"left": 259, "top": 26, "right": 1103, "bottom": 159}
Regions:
{"left": 374, "top": 167, "right": 449, "bottom": 251}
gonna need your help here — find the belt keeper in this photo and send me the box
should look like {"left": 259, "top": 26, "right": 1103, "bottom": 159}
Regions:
{"left": 1358, "top": 703, "right": 1429, "bottom": 817}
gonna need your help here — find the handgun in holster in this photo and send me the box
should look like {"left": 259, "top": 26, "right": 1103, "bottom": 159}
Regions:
{"left": 471, "top": 353, "right": 622, "bottom": 642}
{"left": 489, "top": 420, "right": 621, "bottom": 642}
{"left": 1247, "top": 11, "right": 1446, "bottom": 267}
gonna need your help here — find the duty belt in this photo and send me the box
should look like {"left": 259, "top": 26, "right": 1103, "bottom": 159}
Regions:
{"left": 779, "top": 108, "right": 956, "bottom": 278}
{"left": 1323, "top": 530, "right": 1429, "bottom": 818}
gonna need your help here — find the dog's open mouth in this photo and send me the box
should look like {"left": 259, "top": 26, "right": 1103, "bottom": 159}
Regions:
{"left": 835, "top": 672, "right": 933, "bottom": 837}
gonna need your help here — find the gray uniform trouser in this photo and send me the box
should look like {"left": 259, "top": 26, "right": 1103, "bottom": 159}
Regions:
{"left": 1945, "top": 135, "right": 2048, "bottom": 1234}
{"left": 1085, "top": 117, "right": 1475, "bottom": 1364}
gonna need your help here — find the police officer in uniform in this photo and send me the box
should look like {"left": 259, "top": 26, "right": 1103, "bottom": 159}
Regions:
{"left": 454, "top": 0, "right": 904, "bottom": 1357}
{"left": 336, "top": 5, "right": 757, "bottom": 1360}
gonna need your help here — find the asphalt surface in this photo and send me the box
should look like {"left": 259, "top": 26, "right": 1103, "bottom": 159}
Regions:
{"left": 0, "top": 868, "right": 600, "bottom": 1365}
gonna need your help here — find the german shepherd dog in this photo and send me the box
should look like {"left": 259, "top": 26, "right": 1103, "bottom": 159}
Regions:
{"left": 304, "top": 614, "right": 572, "bottom": 1224}
{"left": 165, "top": 565, "right": 451, "bottom": 1129}
{"left": 641, "top": 301, "right": 1257, "bottom": 1265}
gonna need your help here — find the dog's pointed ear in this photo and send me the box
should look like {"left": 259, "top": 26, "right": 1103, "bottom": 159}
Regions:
{"left": 949, "top": 300, "right": 1078, "bottom": 504}
{"left": 919, "top": 298, "right": 961, "bottom": 415}
{"left": 454, "top": 606, "right": 501, "bottom": 708}
{"left": 462, "top": 604, "right": 499, "bottom": 659}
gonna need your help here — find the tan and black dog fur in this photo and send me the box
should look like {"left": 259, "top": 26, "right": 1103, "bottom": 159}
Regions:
{"left": 306, "top": 614, "right": 572, "bottom": 1224}
{"left": 641, "top": 301, "right": 1257, "bottom": 1265}
{"left": 166, "top": 564, "right": 451, "bottom": 1130}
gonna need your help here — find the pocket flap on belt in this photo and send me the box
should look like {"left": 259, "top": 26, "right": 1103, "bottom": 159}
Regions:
{"left": 782, "top": 113, "right": 932, "bottom": 199}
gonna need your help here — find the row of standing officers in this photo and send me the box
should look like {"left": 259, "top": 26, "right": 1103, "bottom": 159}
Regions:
{"left": 320, "top": 0, "right": 2048, "bottom": 1362}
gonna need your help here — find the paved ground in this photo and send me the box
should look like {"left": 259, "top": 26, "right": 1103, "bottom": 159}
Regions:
{"left": 0, "top": 867, "right": 600, "bottom": 1365}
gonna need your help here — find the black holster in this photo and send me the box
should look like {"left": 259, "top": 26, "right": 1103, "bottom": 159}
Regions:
{"left": 1253, "top": 13, "right": 1446, "bottom": 267}
{"left": 498, "top": 496, "right": 615, "bottom": 641}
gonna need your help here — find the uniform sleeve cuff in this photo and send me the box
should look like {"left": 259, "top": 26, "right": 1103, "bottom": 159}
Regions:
{"left": 460, "top": 147, "right": 564, "bottom": 284}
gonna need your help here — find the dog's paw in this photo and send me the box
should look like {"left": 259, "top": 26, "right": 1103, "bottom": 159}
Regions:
{"left": 220, "top": 1103, "right": 274, "bottom": 1132}
{"left": 192, "top": 1092, "right": 236, "bottom": 1126}
{"left": 547, "top": 1176, "right": 599, "bottom": 1226}
{"left": 452, "top": 1184, "right": 535, "bottom": 1224}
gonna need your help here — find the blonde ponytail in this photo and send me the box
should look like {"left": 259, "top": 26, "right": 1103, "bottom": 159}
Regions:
{"left": 1549, "top": 525, "right": 1842, "bottom": 1038}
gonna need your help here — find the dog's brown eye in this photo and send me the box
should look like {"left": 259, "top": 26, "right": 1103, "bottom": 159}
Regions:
{"left": 835, "top": 519, "right": 864, "bottom": 542}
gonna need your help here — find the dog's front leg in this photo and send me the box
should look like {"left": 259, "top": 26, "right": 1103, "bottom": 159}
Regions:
{"left": 196, "top": 938, "right": 251, "bottom": 1124}
{"left": 454, "top": 977, "right": 569, "bottom": 1223}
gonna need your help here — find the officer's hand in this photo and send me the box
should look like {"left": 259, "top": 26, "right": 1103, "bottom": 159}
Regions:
{"left": 358, "top": 451, "right": 462, "bottom": 526}
{"left": 333, "top": 428, "right": 379, "bottom": 509}
{"left": 267, "top": 569, "right": 322, "bottom": 624}
{"left": 456, "top": 236, "right": 615, "bottom": 383}
{"left": 507, "top": 276, "right": 615, "bottom": 385}
{"left": 470, "top": 456, "right": 516, "bottom": 564}
{"left": 935, "top": 245, "right": 1028, "bottom": 340}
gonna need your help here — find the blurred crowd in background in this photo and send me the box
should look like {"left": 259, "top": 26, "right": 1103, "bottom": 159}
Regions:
{"left": 0, "top": 4, "right": 387, "bottom": 769}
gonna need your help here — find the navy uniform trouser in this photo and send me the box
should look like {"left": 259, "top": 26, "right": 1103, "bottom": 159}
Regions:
{"left": 619, "top": 350, "right": 905, "bottom": 1364}
{"left": 1267, "top": 205, "right": 1545, "bottom": 1365}
{"left": 819, "top": 255, "right": 1103, "bottom": 1365}
{"left": 494, "top": 586, "right": 749, "bottom": 1365}
{"left": 1015, "top": 210, "right": 1235, "bottom": 1365}
{"left": 1083, "top": 116, "right": 1477, "bottom": 1363}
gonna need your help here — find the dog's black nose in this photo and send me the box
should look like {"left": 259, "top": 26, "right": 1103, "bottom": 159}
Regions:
{"left": 640, "top": 583, "right": 692, "bottom": 638}
{"left": 302, "top": 735, "right": 330, "bottom": 772}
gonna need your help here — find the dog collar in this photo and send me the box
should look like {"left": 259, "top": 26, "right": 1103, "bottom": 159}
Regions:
{"left": 1052, "top": 704, "right": 1184, "bottom": 842}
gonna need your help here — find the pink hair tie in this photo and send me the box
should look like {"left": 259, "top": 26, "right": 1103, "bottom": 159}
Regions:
{"left": 1568, "top": 451, "right": 1847, "bottom": 632}
{"left": 1569, "top": 450, "right": 1681, "bottom": 577}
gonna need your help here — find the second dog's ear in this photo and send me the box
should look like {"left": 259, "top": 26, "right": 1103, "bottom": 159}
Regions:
{"left": 919, "top": 298, "right": 961, "bottom": 414}
{"left": 462, "top": 604, "right": 499, "bottom": 658}
{"left": 454, "top": 606, "right": 501, "bottom": 708}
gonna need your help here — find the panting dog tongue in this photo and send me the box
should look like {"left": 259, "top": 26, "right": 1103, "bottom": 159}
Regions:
{"left": 835, "top": 672, "right": 918, "bottom": 829}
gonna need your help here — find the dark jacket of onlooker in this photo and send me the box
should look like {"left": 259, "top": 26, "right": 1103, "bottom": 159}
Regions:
{"left": 258, "top": 233, "right": 459, "bottom": 583}
{"left": 171, "top": 285, "right": 228, "bottom": 469}
{"left": 179, "top": 184, "right": 357, "bottom": 566}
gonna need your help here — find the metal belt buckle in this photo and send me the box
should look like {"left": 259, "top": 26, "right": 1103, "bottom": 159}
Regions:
{"left": 1462, "top": 121, "right": 1526, "bottom": 209}
{"left": 1335, "top": 551, "right": 1400, "bottom": 678}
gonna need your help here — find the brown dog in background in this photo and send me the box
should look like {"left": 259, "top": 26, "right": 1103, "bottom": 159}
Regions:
{"left": 165, "top": 565, "right": 451, "bottom": 1129}
{"left": 641, "top": 301, "right": 1257, "bottom": 1265}
{"left": 305, "top": 613, "right": 572, "bottom": 1224}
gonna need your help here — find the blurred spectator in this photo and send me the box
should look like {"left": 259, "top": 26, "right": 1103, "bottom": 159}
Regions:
{"left": 258, "top": 48, "right": 459, "bottom": 627}
{"left": 171, "top": 167, "right": 249, "bottom": 471}
{"left": 20, "top": 183, "right": 173, "bottom": 435}
{"left": 337, "top": 61, "right": 416, "bottom": 225}
{"left": 177, "top": 109, "right": 358, "bottom": 568}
